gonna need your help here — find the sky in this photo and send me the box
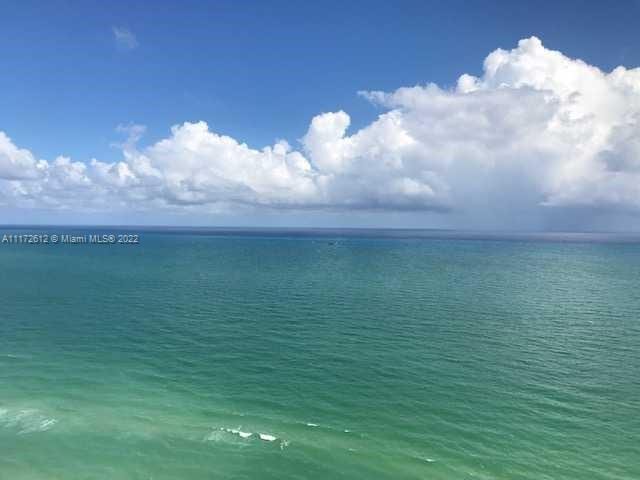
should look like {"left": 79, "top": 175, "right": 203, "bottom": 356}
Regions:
{"left": 1, "top": 0, "right": 640, "bottom": 229}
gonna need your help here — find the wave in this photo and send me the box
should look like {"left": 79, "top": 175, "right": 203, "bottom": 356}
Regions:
{"left": 208, "top": 427, "right": 284, "bottom": 446}
{"left": 222, "top": 427, "right": 253, "bottom": 438}
{"left": 0, "top": 408, "right": 57, "bottom": 434}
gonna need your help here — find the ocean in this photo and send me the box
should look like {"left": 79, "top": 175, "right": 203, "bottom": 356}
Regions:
{"left": 1, "top": 227, "right": 639, "bottom": 479}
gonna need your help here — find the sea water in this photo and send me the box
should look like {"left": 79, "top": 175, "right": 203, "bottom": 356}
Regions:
{"left": 1, "top": 228, "right": 639, "bottom": 479}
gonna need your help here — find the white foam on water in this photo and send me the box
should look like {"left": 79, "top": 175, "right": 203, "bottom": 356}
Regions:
{"left": 39, "top": 419, "right": 57, "bottom": 430}
{"left": 306, "top": 423, "right": 318, "bottom": 427}
{"left": 222, "top": 428, "right": 253, "bottom": 438}
{"left": 215, "top": 427, "right": 283, "bottom": 444}
{"left": 218, "top": 427, "right": 254, "bottom": 439}
{"left": 0, "top": 408, "right": 57, "bottom": 434}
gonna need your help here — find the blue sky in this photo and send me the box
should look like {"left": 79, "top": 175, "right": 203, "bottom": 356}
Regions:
{"left": 2, "top": 0, "right": 637, "bottom": 161}
{"left": 1, "top": 1, "right": 640, "bottom": 228}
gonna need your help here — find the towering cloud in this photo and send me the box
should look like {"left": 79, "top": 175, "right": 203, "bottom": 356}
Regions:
{"left": 2, "top": 37, "right": 640, "bottom": 225}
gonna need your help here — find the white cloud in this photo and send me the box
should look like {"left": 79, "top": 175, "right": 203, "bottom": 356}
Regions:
{"left": 2, "top": 37, "right": 640, "bottom": 226}
{"left": 0, "top": 132, "right": 45, "bottom": 180}
{"left": 112, "top": 27, "right": 138, "bottom": 50}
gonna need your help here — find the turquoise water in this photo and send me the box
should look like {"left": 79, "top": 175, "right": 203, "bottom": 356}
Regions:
{"left": 1, "top": 229, "right": 639, "bottom": 479}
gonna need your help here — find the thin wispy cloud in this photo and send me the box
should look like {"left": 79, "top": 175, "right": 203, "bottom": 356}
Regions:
{"left": 112, "top": 123, "right": 147, "bottom": 152}
{"left": 112, "top": 26, "right": 138, "bottom": 50}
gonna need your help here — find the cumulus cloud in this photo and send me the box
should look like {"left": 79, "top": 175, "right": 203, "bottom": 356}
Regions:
{"left": 2, "top": 37, "right": 640, "bottom": 225}
{"left": 112, "top": 27, "right": 138, "bottom": 50}
{"left": 0, "top": 132, "right": 45, "bottom": 180}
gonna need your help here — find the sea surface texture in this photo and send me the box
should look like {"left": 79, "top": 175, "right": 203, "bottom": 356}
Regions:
{"left": 1, "top": 228, "right": 639, "bottom": 479}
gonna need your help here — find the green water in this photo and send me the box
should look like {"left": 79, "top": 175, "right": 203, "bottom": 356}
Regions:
{"left": 1, "top": 230, "right": 639, "bottom": 479}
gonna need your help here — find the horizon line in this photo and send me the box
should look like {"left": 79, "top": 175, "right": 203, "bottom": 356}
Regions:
{"left": 2, "top": 224, "right": 640, "bottom": 235}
